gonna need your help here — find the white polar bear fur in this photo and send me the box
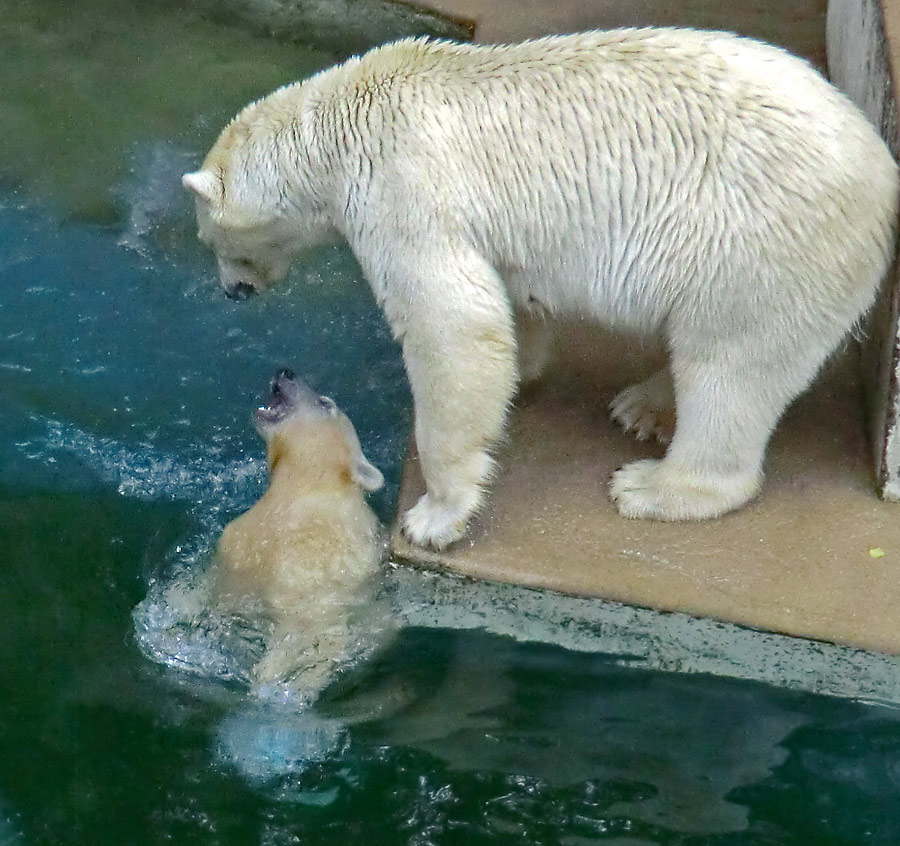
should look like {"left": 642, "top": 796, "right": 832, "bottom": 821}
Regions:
{"left": 185, "top": 29, "right": 898, "bottom": 549}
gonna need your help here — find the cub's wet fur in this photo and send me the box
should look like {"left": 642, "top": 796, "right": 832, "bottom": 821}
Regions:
{"left": 213, "top": 369, "right": 387, "bottom": 695}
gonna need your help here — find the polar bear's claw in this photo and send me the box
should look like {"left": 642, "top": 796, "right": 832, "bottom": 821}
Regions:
{"left": 609, "top": 371, "right": 675, "bottom": 445}
{"left": 402, "top": 494, "right": 470, "bottom": 550}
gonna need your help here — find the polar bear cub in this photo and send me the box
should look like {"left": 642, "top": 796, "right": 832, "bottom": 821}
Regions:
{"left": 213, "top": 369, "right": 385, "bottom": 690}
{"left": 184, "top": 29, "right": 898, "bottom": 550}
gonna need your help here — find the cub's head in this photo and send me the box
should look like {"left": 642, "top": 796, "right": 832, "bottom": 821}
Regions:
{"left": 255, "top": 368, "right": 384, "bottom": 492}
{"left": 183, "top": 84, "right": 338, "bottom": 300}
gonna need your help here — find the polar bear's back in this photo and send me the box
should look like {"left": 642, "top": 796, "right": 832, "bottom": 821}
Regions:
{"left": 360, "top": 28, "right": 812, "bottom": 88}
{"left": 351, "top": 29, "right": 871, "bottom": 149}
{"left": 322, "top": 29, "right": 897, "bottom": 329}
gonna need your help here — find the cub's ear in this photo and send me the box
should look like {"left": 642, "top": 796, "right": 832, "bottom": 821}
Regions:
{"left": 339, "top": 415, "right": 385, "bottom": 492}
{"left": 182, "top": 170, "right": 222, "bottom": 204}
{"left": 352, "top": 453, "right": 385, "bottom": 492}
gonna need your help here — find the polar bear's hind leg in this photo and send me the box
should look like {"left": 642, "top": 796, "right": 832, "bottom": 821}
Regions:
{"left": 611, "top": 335, "right": 835, "bottom": 521}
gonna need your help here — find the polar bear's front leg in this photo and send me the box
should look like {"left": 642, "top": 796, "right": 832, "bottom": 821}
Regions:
{"left": 392, "top": 256, "right": 518, "bottom": 549}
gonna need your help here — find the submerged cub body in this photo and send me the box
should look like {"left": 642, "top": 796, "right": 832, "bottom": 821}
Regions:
{"left": 214, "top": 369, "right": 385, "bottom": 690}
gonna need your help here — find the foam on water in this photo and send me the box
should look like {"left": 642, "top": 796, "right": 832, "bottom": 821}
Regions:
{"left": 32, "top": 416, "right": 263, "bottom": 513}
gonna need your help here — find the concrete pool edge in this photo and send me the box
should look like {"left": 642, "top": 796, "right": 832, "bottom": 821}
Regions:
{"left": 387, "top": 563, "right": 900, "bottom": 706}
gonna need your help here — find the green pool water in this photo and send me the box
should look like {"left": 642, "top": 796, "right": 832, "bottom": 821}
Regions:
{"left": 3, "top": 1, "right": 900, "bottom": 843}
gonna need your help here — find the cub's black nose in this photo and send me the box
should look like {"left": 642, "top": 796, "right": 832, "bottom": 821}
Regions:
{"left": 275, "top": 368, "right": 296, "bottom": 382}
{"left": 225, "top": 282, "right": 257, "bottom": 301}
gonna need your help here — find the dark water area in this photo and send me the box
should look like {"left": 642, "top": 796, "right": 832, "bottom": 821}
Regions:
{"left": 3, "top": 1, "right": 900, "bottom": 843}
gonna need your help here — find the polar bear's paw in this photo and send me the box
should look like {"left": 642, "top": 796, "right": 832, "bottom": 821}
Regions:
{"left": 609, "top": 371, "right": 675, "bottom": 444}
{"left": 402, "top": 494, "right": 471, "bottom": 550}
{"left": 610, "top": 459, "right": 760, "bottom": 521}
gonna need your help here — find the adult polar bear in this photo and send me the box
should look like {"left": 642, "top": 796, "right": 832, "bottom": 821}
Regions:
{"left": 184, "top": 29, "right": 898, "bottom": 550}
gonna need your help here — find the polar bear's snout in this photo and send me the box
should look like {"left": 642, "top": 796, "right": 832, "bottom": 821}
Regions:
{"left": 256, "top": 369, "right": 297, "bottom": 423}
{"left": 217, "top": 257, "right": 265, "bottom": 301}
{"left": 220, "top": 260, "right": 290, "bottom": 300}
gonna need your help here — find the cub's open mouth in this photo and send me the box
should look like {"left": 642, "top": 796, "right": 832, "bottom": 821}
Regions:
{"left": 256, "top": 368, "right": 297, "bottom": 425}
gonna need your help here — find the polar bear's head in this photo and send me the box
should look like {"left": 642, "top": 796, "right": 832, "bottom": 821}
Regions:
{"left": 255, "top": 369, "right": 384, "bottom": 492}
{"left": 183, "top": 85, "right": 339, "bottom": 300}
{"left": 183, "top": 172, "right": 298, "bottom": 300}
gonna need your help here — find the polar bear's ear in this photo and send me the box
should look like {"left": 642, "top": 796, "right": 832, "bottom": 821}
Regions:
{"left": 352, "top": 452, "right": 384, "bottom": 492}
{"left": 182, "top": 170, "right": 223, "bottom": 205}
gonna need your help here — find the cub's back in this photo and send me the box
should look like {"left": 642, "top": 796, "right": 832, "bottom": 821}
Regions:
{"left": 215, "top": 488, "right": 380, "bottom": 614}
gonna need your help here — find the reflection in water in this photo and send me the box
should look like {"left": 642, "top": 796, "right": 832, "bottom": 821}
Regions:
{"left": 327, "top": 632, "right": 810, "bottom": 837}
{"left": 148, "top": 625, "right": 900, "bottom": 843}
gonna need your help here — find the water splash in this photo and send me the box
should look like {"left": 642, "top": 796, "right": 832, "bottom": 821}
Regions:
{"left": 22, "top": 415, "right": 263, "bottom": 517}
{"left": 133, "top": 560, "right": 397, "bottom": 785}
{"left": 117, "top": 142, "right": 198, "bottom": 261}
{"left": 215, "top": 702, "right": 349, "bottom": 785}
{"left": 133, "top": 567, "right": 272, "bottom": 686}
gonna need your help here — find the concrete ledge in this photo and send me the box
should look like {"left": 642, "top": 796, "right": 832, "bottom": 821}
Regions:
{"left": 388, "top": 564, "right": 900, "bottom": 704}
{"left": 410, "top": 0, "right": 826, "bottom": 64}
{"left": 193, "top": 0, "right": 473, "bottom": 54}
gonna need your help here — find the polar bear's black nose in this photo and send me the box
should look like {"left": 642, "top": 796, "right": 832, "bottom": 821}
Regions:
{"left": 225, "top": 282, "right": 257, "bottom": 301}
{"left": 270, "top": 369, "right": 296, "bottom": 401}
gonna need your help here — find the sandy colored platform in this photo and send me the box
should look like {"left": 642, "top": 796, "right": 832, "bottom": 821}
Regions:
{"left": 392, "top": 327, "right": 900, "bottom": 655}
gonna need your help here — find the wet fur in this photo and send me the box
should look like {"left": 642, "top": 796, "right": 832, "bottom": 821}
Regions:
{"left": 214, "top": 407, "right": 384, "bottom": 691}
